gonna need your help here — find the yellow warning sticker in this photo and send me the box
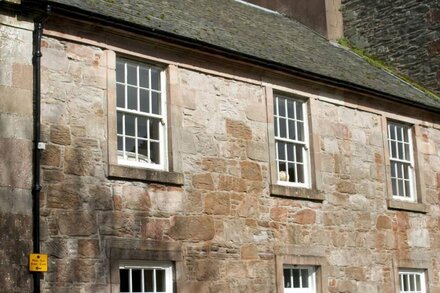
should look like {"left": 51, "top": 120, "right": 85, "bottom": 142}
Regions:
{"left": 29, "top": 253, "right": 48, "bottom": 272}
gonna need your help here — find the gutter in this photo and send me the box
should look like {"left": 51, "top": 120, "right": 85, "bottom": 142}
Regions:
{"left": 31, "top": 3, "right": 50, "bottom": 293}
{"left": 29, "top": 1, "right": 440, "bottom": 114}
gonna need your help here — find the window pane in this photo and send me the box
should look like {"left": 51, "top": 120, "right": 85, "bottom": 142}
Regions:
{"left": 152, "top": 92, "right": 161, "bottom": 115}
{"left": 120, "top": 269, "right": 129, "bottom": 293}
{"left": 288, "top": 163, "right": 296, "bottom": 183}
{"left": 279, "top": 118, "right": 287, "bottom": 138}
{"left": 150, "top": 119, "right": 160, "bottom": 141}
{"left": 116, "top": 61, "right": 125, "bottom": 83}
{"left": 127, "top": 86, "right": 138, "bottom": 111}
{"left": 292, "top": 269, "right": 300, "bottom": 288}
{"left": 156, "top": 269, "right": 166, "bottom": 292}
{"left": 396, "top": 126, "right": 403, "bottom": 141}
{"left": 404, "top": 143, "right": 410, "bottom": 161}
{"left": 138, "top": 139, "right": 149, "bottom": 163}
{"left": 138, "top": 117, "right": 148, "bottom": 139}
{"left": 398, "top": 142, "right": 403, "bottom": 160}
{"left": 402, "top": 274, "right": 408, "bottom": 291}
{"left": 117, "top": 112, "right": 123, "bottom": 135}
{"left": 151, "top": 69, "right": 161, "bottom": 90}
{"left": 389, "top": 124, "right": 396, "bottom": 140}
{"left": 117, "top": 84, "right": 125, "bottom": 108}
{"left": 278, "top": 98, "right": 286, "bottom": 117}
{"left": 139, "top": 67, "right": 149, "bottom": 88}
{"left": 288, "top": 120, "right": 296, "bottom": 140}
{"left": 132, "top": 269, "right": 142, "bottom": 292}
{"left": 296, "top": 145, "right": 303, "bottom": 163}
{"left": 390, "top": 141, "right": 396, "bottom": 158}
{"left": 287, "top": 143, "right": 294, "bottom": 161}
{"left": 125, "top": 138, "right": 136, "bottom": 156}
{"left": 274, "top": 119, "right": 278, "bottom": 136}
{"left": 127, "top": 63, "right": 137, "bottom": 86}
{"left": 409, "top": 274, "right": 415, "bottom": 291}
{"left": 392, "top": 178, "right": 398, "bottom": 196}
{"left": 297, "top": 164, "right": 304, "bottom": 183}
{"left": 297, "top": 121, "right": 304, "bottom": 141}
{"left": 140, "top": 89, "right": 150, "bottom": 113}
{"left": 296, "top": 102, "right": 303, "bottom": 121}
{"left": 301, "top": 269, "right": 309, "bottom": 288}
{"left": 287, "top": 100, "right": 295, "bottom": 119}
{"left": 117, "top": 136, "right": 123, "bottom": 152}
{"left": 150, "top": 141, "right": 160, "bottom": 164}
{"left": 416, "top": 274, "right": 421, "bottom": 291}
{"left": 391, "top": 161, "right": 396, "bottom": 177}
{"left": 277, "top": 142, "right": 286, "bottom": 160}
{"left": 398, "top": 180, "right": 404, "bottom": 197}
{"left": 125, "top": 115, "right": 135, "bottom": 137}
{"left": 284, "top": 269, "right": 292, "bottom": 288}
{"left": 144, "top": 269, "right": 154, "bottom": 292}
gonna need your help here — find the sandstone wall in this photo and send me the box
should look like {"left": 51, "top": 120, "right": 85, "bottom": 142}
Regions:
{"left": 341, "top": 0, "right": 440, "bottom": 94}
{"left": 35, "top": 25, "right": 440, "bottom": 293}
{"left": 0, "top": 13, "right": 34, "bottom": 293}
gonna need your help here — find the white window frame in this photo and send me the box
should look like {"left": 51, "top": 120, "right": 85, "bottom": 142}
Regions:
{"left": 387, "top": 121, "right": 416, "bottom": 202}
{"left": 283, "top": 265, "right": 316, "bottom": 293}
{"left": 274, "top": 94, "right": 310, "bottom": 188}
{"left": 116, "top": 57, "right": 168, "bottom": 171}
{"left": 399, "top": 269, "right": 426, "bottom": 293}
{"left": 119, "top": 261, "right": 173, "bottom": 293}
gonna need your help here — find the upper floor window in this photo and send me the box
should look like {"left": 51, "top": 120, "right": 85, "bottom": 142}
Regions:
{"left": 399, "top": 269, "right": 426, "bottom": 293}
{"left": 274, "top": 94, "right": 310, "bottom": 188}
{"left": 116, "top": 58, "right": 167, "bottom": 170}
{"left": 283, "top": 265, "right": 316, "bottom": 293}
{"left": 387, "top": 122, "right": 416, "bottom": 201}
{"left": 120, "top": 261, "right": 173, "bottom": 293}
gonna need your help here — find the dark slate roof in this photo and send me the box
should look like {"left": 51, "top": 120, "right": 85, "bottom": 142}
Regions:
{"left": 45, "top": 0, "right": 440, "bottom": 110}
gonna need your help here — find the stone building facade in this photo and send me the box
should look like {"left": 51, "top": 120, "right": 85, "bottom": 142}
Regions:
{"left": 341, "top": 0, "right": 440, "bottom": 94}
{"left": 1, "top": 1, "right": 440, "bottom": 293}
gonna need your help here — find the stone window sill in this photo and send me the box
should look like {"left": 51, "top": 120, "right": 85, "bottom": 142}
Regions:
{"left": 270, "top": 184, "right": 324, "bottom": 202}
{"left": 108, "top": 164, "right": 184, "bottom": 186}
{"left": 387, "top": 199, "right": 428, "bottom": 213}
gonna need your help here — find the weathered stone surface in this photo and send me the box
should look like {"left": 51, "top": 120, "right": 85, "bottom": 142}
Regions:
{"left": 226, "top": 119, "right": 252, "bottom": 140}
{"left": 89, "top": 185, "right": 113, "bottom": 210}
{"left": 50, "top": 125, "right": 71, "bottom": 145}
{"left": 240, "top": 244, "right": 258, "bottom": 259}
{"left": 64, "top": 147, "right": 94, "bottom": 176}
{"left": 78, "top": 239, "right": 100, "bottom": 258}
{"left": 205, "top": 192, "right": 230, "bottom": 215}
{"left": 292, "top": 209, "right": 316, "bottom": 225}
{"left": 168, "top": 216, "right": 215, "bottom": 240}
{"left": 121, "top": 185, "right": 151, "bottom": 211}
{"left": 0, "top": 138, "right": 32, "bottom": 189}
{"left": 240, "top": 161, "right": 262, "bottom": 181}
{"left": 57, "top": 212, "right": 97, "bottom": 236}
{"left": 47, "top": 184, "right": 82, "bottom": 209}
{"left": 192, "top": 173, "right": 214, "bottom": 190}
{"left": 217, "top": 175, "right": 247, "bottom": 192}
{"left": 41, "top": 144, "right": 61, "bottom": 167}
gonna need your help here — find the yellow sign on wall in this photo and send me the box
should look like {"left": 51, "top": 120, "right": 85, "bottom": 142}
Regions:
{"left": 29, "top": 254, "right": 48, "bottom": 272}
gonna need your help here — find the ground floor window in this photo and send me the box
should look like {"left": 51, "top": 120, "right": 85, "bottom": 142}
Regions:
{"left": 120, "top": 261, "right": 173, "bottom": 293}
{"left": 283, "top": 265, "right": 316, "bottom": 293}
{"left": 399, "top": 269, "right": 426, "bottom": 293}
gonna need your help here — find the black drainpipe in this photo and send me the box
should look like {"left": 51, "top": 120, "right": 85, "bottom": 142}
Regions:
{"left": 32, "top": 5, "right": 50, "bottom": 293}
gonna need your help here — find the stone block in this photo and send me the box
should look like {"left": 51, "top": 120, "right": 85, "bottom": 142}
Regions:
{"left": 0, "top": 113, "right": 32, "bottom": 139}
{"left": 89, "top": 185, "right": 113, "bottom": 210}
{"left": 194, "top": 259, "right": 222, "bottom": 281}
{"left": 240, "top": 244, "right": 258, "bottom": 260}
{"left": 240, "top": 161, "right": 262, "bottom": 181}
{"left": 50, "top": 125, "right": 71, "bottom": 145}
{"left": 99, "top": 212, "right": 138, "bottom": 237}
{"left": 217, "top": 175, "right": 247, "bottom": 192}
{"left": 12, "top": 63, "right": 32, "bottom": 90}
{"left": 168, "top": 215, "right": 215, "bottom": 240}
{"left": 78, "top": 239, "right": 100, "bottom": 258}
{"left": 41, "top": 144, "right": 61, "bottom": 167}
{"left": 121, "top": 185, "right": 151, "bottom": 211}
{"left": 237, "top": 196, "right": 258, "bottom": 218}
{"left": 336, "top": 180, "right": 356, "bottom": 194}
{"left": 47, "top": 183, "right": 81, "bottom": 210}
{"left": 64, "top": 147, "right": 94, "bottom": 176}
{"left": 376, "top": 215, "right": 392, "bottom": 230}
{"left": 246, "top": 141, "right": 269, "bottom": 162}
{"left": 270, "top": 207, "right": 288, "bottom": 222}
{"left": 205, "top": 192, "right": 230, "bottom": 215}
{"left": 201, "top": 157, "right": 226, "bottom": 173}
{"left": 0, "top": 138, "right": 32, "bottom": 189}
{"left": 192, "top": 173, "right": 214, "bottom": 190}
{"left": 57, "top": 211, "right": 97, "bottom": 236}
{"left": 141, "top": 218, "right": 170, "bottom": 240}
{"left": 226, "top": 119, "right": 252, "bottom": 140}
{"left": 292, "top": 209, "right": 316, "bottom": 225}
{"left": 0, "top": 86, "right": 32, "bottom": 114}
{"left": 0, "top": 187, "right": 32, "bottom": 215}
{"left": 149, "top": 187, "right": 184, "bottom": 213}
